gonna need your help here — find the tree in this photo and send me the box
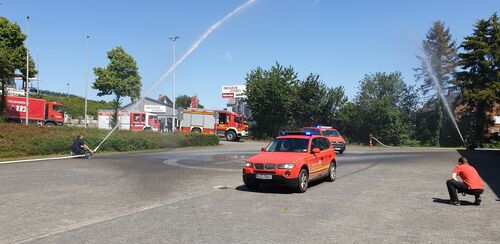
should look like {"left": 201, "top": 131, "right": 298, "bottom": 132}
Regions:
{"left": 245, "top": 63, "right": 299, "bottom": 138}
{"left": 0, "top": 17, "right": 37, "bottom": 117}
{"left": 175, "top": 95, "right": 204, "bottom": 109}
{"left": 343, "top": 72, "right": 418, "bottom": 145}
{"left": 293, "top": 74, "right": 326, "bottom": 127}
{"left": 93, "top": 46, "right": 141, "bottom": 127}
{"left": 414, "top": 21, "right": 459, "bottom": 146}
{"left": 457, "top": 13, "right": 500, "bottom": 145}
{"left": 321, "top": 86, "right": 348, "bottom": 127}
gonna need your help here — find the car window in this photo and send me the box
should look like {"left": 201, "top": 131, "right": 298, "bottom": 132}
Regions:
{"left": 322, "top": 129, "right": 340, "bottom": 137}
{"left": 266, "top": 138, "right": 309, "bottom": 152}
{"left": 319, "top": 138, "right": 332, "bottom": 150}
{"left": 310, "top": 138, "right": 322, "bottom": 151}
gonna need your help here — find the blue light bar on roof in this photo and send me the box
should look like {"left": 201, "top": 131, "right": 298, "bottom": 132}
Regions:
{"left": 279, "top": 131, "right": 313, "bottom": 136}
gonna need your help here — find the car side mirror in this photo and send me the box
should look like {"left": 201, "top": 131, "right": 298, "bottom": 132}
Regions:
{"left": 312, "top": 148, "right": 320, "bottom": 154}
{"left": 261, "top": 147, "right": 266, "bottom": 152}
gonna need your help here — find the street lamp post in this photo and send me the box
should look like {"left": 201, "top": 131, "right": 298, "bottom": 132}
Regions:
{"left": 67, "top": 82, "right": 70, "bottom": 98}
{"left": 25, "top": 16, "right": 29, "bottom": 126}
{"left": 169, "top": 35, "right": 180, "bottom": 132}
{"left": 84, "top": 35, "right": 89, "bottom": 128}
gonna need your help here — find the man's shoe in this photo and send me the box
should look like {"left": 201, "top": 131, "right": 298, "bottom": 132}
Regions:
{"left": 450, "top": 200, "right": 460, "bottom": 206}
{"left": 474, "top": 197, "right": 481, "bottom": 206}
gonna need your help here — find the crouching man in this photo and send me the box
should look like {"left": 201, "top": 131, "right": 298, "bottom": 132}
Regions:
{"left": 71, "top": 135, "right": 94, "bottom": 158}
{"left": 446, "top": 157, "right": 484, "bottom": 206}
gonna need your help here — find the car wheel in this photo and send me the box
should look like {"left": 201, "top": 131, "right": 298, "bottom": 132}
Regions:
{"left": 337, "top": 150, "right": 344, "bottom": 154}
{"left": 326, "top": 162, "right": 336, "bottom": 182}
{"left": 225, "top": 131, "right": 236, "bottom": 141}
{"left": 296, "top": 168, "right": 309, "bottom": 193}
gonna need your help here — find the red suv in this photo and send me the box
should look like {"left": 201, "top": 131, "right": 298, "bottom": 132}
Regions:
{"left": 242, "top": 131, "right": 337, "bottom": 192}
{"left": 303, "top": 126, "right": 346, "bottom": 154}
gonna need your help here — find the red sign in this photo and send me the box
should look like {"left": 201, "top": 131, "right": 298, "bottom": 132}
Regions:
{"left": 222, "top": 93, "right": 234, "bottom": 98}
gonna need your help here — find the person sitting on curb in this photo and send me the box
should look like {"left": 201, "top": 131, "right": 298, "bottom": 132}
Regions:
{"left": 71, "top": 135, "right": 94, "bottom": 158}
{"left": 446, "top": 157, "right": 484, "bottom": 206}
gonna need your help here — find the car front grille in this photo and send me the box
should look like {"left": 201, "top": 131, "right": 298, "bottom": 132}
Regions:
{"left": 254, "top": 163, "right": 276, "bottom": 170}
{"left": 265, "top": 164, "right": 276, "bottom": 170}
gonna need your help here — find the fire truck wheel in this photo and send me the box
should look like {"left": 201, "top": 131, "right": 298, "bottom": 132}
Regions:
{"left": 44, "top": 122, "right": 56, "bottom": 127}
{"left": 225, "top": 131, "right": 237, "bottom": 141}
{"left": 191, "top": 128, "right": 202, "bottom": 133}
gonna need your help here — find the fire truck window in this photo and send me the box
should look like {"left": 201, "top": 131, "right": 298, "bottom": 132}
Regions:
{"left": 141, "top": 114, "right": 146, "bottom": 122}
{"left": 234, "top": 117, "right": 241, "bottom": 123}
{"left": 133, "top": 114, "right": 141, "bottom": 122}
{"left": 53, "top": 105, "right": 64, "bottom": 113}
{"left": 219, "top": 113, "right": 227, "bottom": 124}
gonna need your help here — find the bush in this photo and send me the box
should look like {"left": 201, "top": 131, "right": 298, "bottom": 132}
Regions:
{"left": 0, "top": 124, "right": 219, "bottom": 159}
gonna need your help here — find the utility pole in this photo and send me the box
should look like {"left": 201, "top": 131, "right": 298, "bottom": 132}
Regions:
{"left": 36, "top": 48, "right": 40, "bottom": 93}
{"left": 25, "top": 16, "right": 30, "bottom": 125}
{"left": 169, "top": 35, "right": 180, "bottom": 132}
{"left": 67, "top": 82, "right": 70, "bottom": 97}
{"left": 84, "top": 35, "right": 89, "bottom": 128}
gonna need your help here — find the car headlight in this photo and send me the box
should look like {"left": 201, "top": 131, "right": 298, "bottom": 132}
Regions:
{"left": 244, "top": 161, "right": 253, "bottom": 167}
{"left": 277, "top": 163, "right": 295, "bottom": 169}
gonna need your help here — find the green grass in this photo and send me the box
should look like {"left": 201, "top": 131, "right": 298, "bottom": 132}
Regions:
{"left": 0, "top": 124, "right": 219, "bottom": 159}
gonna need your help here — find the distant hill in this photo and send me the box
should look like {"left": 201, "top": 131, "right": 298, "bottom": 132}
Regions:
{"left": 32, "top": 90, "right": 114, "bottom": 118}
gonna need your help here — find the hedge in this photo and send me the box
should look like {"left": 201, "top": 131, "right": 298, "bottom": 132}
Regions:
{"left": 0, "top": 124, "right": 219, "bottom": 159}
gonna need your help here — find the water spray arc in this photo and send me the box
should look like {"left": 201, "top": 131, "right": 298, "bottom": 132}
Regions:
{"left": 421, "top": 51, "right": 465, "bottom": 146}
{"left": 93, "top": 0, "right": 257, "bottom": 152}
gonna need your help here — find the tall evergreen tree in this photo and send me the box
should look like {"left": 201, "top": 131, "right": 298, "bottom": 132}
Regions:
{"left": 414, "top": 21, "right": 459, "bottom": 146}
{"left": 456, "top": 13, "right": 500, "bottom": 145}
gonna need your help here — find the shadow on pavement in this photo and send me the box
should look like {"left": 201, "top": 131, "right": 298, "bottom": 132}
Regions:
{"left": 235, "top": 180, "right": 324, "bottom": 194}
{"left": 432, "top": 198, "right": 475, "bottom": 206}
{"left": 457, "top": 150, "right": 500, "bottom": 199}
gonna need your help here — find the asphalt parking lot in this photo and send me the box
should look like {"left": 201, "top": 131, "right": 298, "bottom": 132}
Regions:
{"left": 0, "top": 141, "right": 499, "bottom": 243}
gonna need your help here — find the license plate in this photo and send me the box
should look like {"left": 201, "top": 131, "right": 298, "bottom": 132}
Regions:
{"left": 334, "top": 148, "right": 342, "bottom": 150}
{"left": 256, "top": 174, "right": 272, "bottom": 180}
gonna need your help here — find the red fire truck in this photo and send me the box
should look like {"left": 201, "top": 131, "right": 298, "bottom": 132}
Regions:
{"left": 179, "top": 108, "right": 248, "bottom": 141}
{"left": 2, "top": 96, "right": 65, "bottom": 125}
{"left": 130, "top": 112, "right": 160, "bottom": 131}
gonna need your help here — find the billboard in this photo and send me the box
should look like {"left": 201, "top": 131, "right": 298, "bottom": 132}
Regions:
{"left": 221, "top": 85, "right": 246, "bottom": 99}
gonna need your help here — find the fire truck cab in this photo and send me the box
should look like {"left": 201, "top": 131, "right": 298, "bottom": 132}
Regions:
{"left": 179, "top": 109, "right": 248, "bottom": 141}
{"left": 130, "top": 112, "right": 160, "bottom": 131}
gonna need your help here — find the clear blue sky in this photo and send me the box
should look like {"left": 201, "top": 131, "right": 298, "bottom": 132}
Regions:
{"left": 1, "top": 0, "right": 498, "bottom": 109}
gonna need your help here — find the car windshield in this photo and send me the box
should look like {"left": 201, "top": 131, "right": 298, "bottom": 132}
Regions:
{"left": 265, "top": 138, "right": 309, "bottom": 152}
{"left": 322, "top": 129, "right": 340, "bottom": 137}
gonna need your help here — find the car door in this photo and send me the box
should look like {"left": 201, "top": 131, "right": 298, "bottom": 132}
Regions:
{"left": 319, "top": 137, "right": 334, "bottom": 171}
{"left": 307, "top": 138, "right": 323, "bottom": 176}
